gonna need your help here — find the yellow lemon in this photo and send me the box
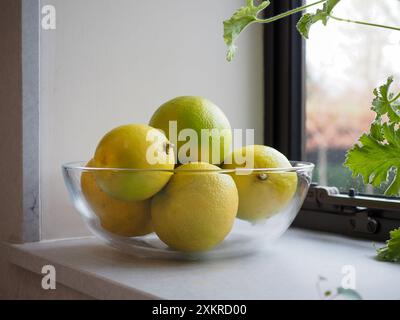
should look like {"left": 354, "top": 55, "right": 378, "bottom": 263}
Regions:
{"left": 222, "top": 145, "right": 297, "bottom": 222}
{"left": 93, "top": 124, "right": 175, "bottom": 201}
{"left": 151, "top": 162, "right": 238, "bottom": 252}
{"left": 149, "top": 96, "right": 232, "bottom": 165}
{"left": 81, "top": 160, "right": 153, "bottom": 237}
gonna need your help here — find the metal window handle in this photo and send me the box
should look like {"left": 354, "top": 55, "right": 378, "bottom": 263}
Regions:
{"left": 349, "top": 211, "right": 379, "bottom": 234}
{"left": 310, "top": 185, "right": 400, "bottom": 212}
{"left": 300, "top": 185, "right": 400, "bottom": 236}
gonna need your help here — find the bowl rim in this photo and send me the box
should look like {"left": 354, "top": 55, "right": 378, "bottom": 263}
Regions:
{"left": 62, "top": 161, "right": 314, "bottom": 173}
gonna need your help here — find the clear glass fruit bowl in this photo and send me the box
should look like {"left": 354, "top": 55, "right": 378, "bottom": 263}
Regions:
{"left": 62, "top": 161, "right": 314, "bottom": 260}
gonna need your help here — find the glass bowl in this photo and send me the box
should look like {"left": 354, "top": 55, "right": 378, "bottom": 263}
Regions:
{"left": 62, "top": 161, "right": 314, "bottom": 260}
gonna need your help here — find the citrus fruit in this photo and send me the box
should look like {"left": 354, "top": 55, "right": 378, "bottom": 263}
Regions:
{"left": 222, "top": 145, "right": 297, "bottom": 222}
{"left": 93, "top": 124, "right": 175, "bottom": 201}
{"left": 151, "top": 162, "right": 238, "bottom": 252}
{"left": 149, "top": 96, "right": 232, "bottom": 165}
{"left": 81, "top": 160, "right": 153, "bottom": 237}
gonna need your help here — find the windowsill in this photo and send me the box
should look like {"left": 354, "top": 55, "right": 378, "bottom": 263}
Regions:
{"left": 6, "top": 228, "right": 400, "bottom": 300}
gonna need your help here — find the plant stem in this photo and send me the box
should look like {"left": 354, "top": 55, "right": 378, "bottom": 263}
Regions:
{"left": 329, "top": 15, "right": 400, "bottom": 32}
{"left": 255, "top": 0, "right": 327, "bottom": 24}
{"left": 389, "top": 92, "right": 400, "bottom": 103}
{"left": 252, "top": 0, "right": 400, "bottom": 33}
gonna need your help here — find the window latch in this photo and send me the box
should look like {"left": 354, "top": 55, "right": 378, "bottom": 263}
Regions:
{"left": 349, "top": 210, "right": 378, "bottom": 234}
{"left": 303, "top": 184, "right": 400, "bottom": 235}
{"left": 309, "top": 185, "right": 380, "bottom": 234}
{"left": 307, "top": 184, "right": 400, "bottom": 212}
{"left": 297, "top": 185, "right": 400, "bottom": 240}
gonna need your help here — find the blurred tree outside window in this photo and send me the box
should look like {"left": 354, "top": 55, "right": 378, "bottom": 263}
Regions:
{"left": 305, "top": 0, "right": 400, "bottom": 194}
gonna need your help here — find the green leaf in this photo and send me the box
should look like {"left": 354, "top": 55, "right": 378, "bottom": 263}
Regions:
{"left": 296, "top": 0, "right": 340, "bottom": 39}
{"left": 324, "top": 0, "right": 341, "bottom": 16}
{"left": 345, "top": 77, "right": 400, "bottom": 196}
{"left": 372, "top": 76, "right": 400, "bottom": 123}
{"left": 223, "top": 0, "right": 270, "bottom": 61}
{"left": 386, "top": 172, "right": 400, "bottom": 196}
{"left": 297, "top": 14, "right": 316, "bottom": 39}
{"left": 377, "top": 228, "right": 400, "bottom": 262}
{"left": 370, "top": 120, "right": 384, "bottom": 141}
{"left": 336, "top": 287, "right": 363, "bottom": 300}
{"left": 345, "top": 125, "right": 400, "bottom": 196}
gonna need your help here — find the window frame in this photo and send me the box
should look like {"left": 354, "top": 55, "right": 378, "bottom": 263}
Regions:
{"left": 263, "top": 0, "right": 305, "bottom": 161}
{"left": 22, "top": 0, "right": 40, "bottom": 242}
{"left": 0, "top": 0, "right": 41, "bottom": 243}
{"left": 263, "top": 0, "right": 400, "bottom": 241}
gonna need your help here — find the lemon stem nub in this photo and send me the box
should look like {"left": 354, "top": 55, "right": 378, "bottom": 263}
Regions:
{"left": 164, "top": 142, "right": 174, "bottom": 154}
{"left": 257, "top": 173, "right": 268, "bottom": 181}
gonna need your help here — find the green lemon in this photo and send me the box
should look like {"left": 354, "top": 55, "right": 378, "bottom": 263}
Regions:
{"left": 93, "top": 124, "right": 175, "bottom": 201}
{"left": 81, "top": 160, "right": 153, "bottom": 237}
{"left": 151, "top": 162, "right": 238, "bottom": 252}
{"left": 222, "top": 145, "right": 298, "bottom": 222}
{"left": 149, "top": 96, "right": 232, "bottom": 165}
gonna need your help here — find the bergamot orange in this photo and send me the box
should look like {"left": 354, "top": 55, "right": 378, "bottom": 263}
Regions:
{"left": 93, "top": 124, "right": 175, "bottom": 201}
{"left": 81, "top": 160, "right": 153, "bottom": 237}
{"left": 222, "top": 145, "right": 297, "bottom": 222}
{"left": 151, "top": 162, "right": 238, "bottom": 252}
{"left": 149, "top": 96, "right": 232, "bottom": 165}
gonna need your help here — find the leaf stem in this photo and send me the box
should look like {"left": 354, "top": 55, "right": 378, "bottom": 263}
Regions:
{"left": 329, "top": 15, "right": 400, "bottom": 32}
{"left": 389, "top": 92, "right": 400, "bottom": 103}
{"left": 255, "top": 0, "right": 327, "bottom": 24}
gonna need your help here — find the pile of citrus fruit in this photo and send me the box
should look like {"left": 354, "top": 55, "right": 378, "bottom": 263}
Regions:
{"left": 81, "top": 96, "right": 297, "bottom": 252}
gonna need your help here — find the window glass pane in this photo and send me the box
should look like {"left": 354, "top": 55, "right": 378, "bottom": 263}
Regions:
{"left": 305, "top": 0, "right": 400, "bottom": 194}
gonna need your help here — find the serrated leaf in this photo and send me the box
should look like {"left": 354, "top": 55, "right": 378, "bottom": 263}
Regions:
{"left": 324, "top": 0, "right": 341, "bottom": 16}
{"left": 372, "top": 76, "right": 400, "bottom": 123}
{"left": 296, "top": 14, "right": 315, "bottom": 39}
{"left": 296, "top": 0, "right": 341, "bottom": 39}
{"left": 386, "top": 172, "right": 400, "bottom": 196}
{"left": 370, "top": 120, "right": 384, "bottom": 141}
{"left": 377, "top": 228, "right": 400, "bottom": 262}
{"left": 223, "top": 0, "right": 270, "bottom": 61}
{"left": 345, "top": 126, "right": 400, "bottom": 196}
{"left": 345, "top": 77, "right": 400, "bottom": 196}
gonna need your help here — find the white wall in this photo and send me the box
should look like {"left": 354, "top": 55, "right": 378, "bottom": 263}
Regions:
{"left": 40, "top": 0, "right": 264, "bottom": 239}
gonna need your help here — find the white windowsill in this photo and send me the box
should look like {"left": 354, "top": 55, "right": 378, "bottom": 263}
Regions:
{"left": 6, "top": 228, "right": 400, "bottom": 300}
